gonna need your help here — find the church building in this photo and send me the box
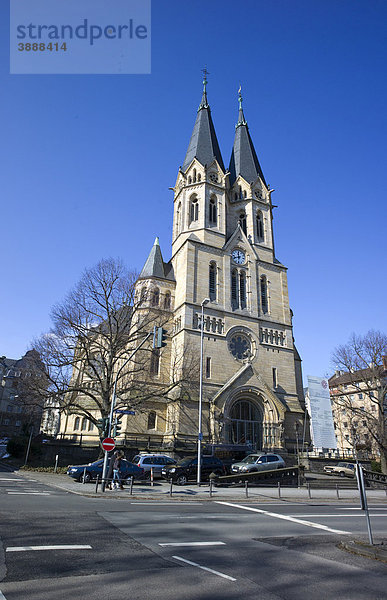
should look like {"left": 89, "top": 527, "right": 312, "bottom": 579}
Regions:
{"left": 135, "top": 77, "right": 306, "bottom": 454}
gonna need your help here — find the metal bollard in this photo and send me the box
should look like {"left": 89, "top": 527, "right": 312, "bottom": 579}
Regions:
{"left": 54, "top": 454, "right": 59, "bottom": 473}
{"left": 278, "top": 481, "right": 281, "bottom": 498}
{"left": 170, "top": 478, "right": 173, "bottom": 497}
{"left": 150, "top": 467, "right": 154, "bottom": 487}
{"left": 83, "top": 467, "right": 86, "bottom": 484}
{"left": 210, "top": 479, "right": 213, "bottom": 498}
{"left": 336, "top": 484, "right": 340, "bottom": 500}
{"left": 95, "top": 475, "right": 99, "bottom": 493}
{"left": 307, "top": 482, "right": 311, "bottom": 499}
{"left": 130, "top": 476, "right": 133, "bottom": 495}
{"left": 245, "top": 480, "right": 248, "bottom": 498}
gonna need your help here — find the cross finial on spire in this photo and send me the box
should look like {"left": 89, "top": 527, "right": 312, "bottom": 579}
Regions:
{"left": 202, "top": 66, "right": 209, "bottom": 93}
{"left": 236, "top": 83, "right": 247, "bottom": 128}
{"left": 198, "top": 66, "right": 210, "bottom": 111}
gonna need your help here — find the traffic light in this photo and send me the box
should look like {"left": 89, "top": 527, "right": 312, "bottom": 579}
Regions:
{"left": 96, "top": 417, "right": 109, "bottom": 438}
{"left": 113, "top": 416, "right": 123, "bottom": 437}
{"left": 154, "top": 327, "right": 167, "bottom": 348}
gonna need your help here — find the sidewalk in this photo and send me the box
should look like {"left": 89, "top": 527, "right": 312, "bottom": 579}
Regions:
{"left": 17, "top": 470, "right": 387, "bottom": 504}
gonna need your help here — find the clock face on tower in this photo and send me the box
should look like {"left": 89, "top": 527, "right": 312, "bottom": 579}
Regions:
{"left": 232, "top": 249, "right": 245, "bottom": 265}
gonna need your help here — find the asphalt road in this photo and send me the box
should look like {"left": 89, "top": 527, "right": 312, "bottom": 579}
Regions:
{"left": 0, "top": 470, "right": 386, "bottom": 600}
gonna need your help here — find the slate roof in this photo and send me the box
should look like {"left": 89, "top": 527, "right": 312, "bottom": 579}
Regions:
{"left": 182, "top": 90, "right": 225, "bottom": 173}
{"left": 139, "top": 238, "right": 175, "bottom": 281}
{"left": 229, "top": 105, "right": 267, "bottom": 187}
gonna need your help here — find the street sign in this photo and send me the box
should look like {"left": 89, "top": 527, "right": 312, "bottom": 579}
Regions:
{"left": 114, "top": 409, "right": 135, "bottom": 415}
{"left": 102, "top": 437, "right": 115, "bottom": 452}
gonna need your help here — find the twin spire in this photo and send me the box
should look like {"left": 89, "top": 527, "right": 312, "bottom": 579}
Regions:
{"left": 182, "top": 77, "right": 266, "bottom": 187}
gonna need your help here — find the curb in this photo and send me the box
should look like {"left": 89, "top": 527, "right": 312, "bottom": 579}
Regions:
{"left": 340, "top": 540, "right": 387, "bottom": 563}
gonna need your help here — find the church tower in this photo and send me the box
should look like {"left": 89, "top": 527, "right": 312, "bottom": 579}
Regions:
{"left": 163, "top": 76, "right": 305, "bottom": 453}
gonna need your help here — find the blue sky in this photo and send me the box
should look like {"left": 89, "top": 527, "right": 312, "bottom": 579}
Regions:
{"left": 1, "top": 0, "right": 386, "bottom": 382}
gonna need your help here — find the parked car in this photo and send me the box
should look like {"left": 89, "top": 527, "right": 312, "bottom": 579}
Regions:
{"left": 231, "top": 453, "right": 285, "bottom": 474}
{"left": 161, "top": 456, "right": 226, "bottom": 485}
{"left": 131, "top": 454, "right": 176, "bottom": 478}
{"left": 67, "top": 458, "right": 144, "bottom": 483}
{"left": 323, "top": 462, "right": 356, "bottom": 478}
{"left": 202, "top": 444, "right": 251, "bottom": 473}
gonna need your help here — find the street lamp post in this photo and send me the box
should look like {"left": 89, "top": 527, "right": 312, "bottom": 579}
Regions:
{"left": 197, "top": 298, "right": 210, "bottom": 485}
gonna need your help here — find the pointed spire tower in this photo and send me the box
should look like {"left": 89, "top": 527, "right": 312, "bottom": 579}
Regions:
{"left": 139, "top": 237, "right": 172, "bottom": 280}
{"left": 229, "top": 87, "right": 266, "bottom": 187}
{"left": 182, "top": 69, "right": 225, "bottom": 172}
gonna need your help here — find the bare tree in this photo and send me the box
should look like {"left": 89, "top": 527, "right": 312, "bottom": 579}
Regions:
{"left": 331, "top": 330, "right": 387, "bottom": 473}
{"left": 23, "top": 258, "right": 198, "bottom": 439}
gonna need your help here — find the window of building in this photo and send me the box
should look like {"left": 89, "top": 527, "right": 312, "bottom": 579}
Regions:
{"left": 362, "top": 420, "right": 367, "bottom": 426}
{"left": 239, "top": 212, "right": 247, "bottom": 235}
{"left": 260, "top": 275, "right": 268, "bottom": 313}
{"left": 206, "top": 357, "right": 211, "bottom": 379}
{"left": 74, "top": 417, "right": 80, "bottom": 431}
{"left": 151, "top": 288, "right": 159, "bottom": 307}
{"left": 190, "top": 196, "right": 199, "bottom": 222}
{"left": 3, "top": 419, "right": 9, "bottom": 426}
{"left": 209, "top": 262, "right": 217, "bottom": 301}
{"left": 272, "top": 367, "right": 278, "bottom": 388}
{"left": 343, "top": 422, "right": 348, "bottom": 428}
{"left": 150, "top": 349, "right": 160, "bottom": 376}
{"left": 164, "top": 292, "right": 171, "bottom": 310}
{"left": 88, "top": 421, "right": 94, "bottom": 431}
{"left": 345, "top": 434, "right": 350, "bottom": 441}
{"left": 140, "top": 287, "right": 147, "bottom": 304}
{"left": 360, "top": 406, "right": 365, "bottom": 411}
{"left": 15, "top": 420, "right": 21, "bottom": 427}
{"left": 358, "top": 393, "right": 363, "bottom": 400}
{"left": 193, "top": 168, "right": 197, "bottom": 183}
{"left": 176, "top": 202, "right": 182, "bottom": 235}
{"left": 209, "top": 197, "right": 217, "bottom": 225}
{"left": 147, "top": 411, "right": 156, "bottom": 430}
{"left": 239, "top": 271, "right": 246, "bottom": 309}
{"left": 256, "top": 211, "right": 264, "bottom": 240}
{"left": 7, "top": 405, "right": 13, "bottom": 413}
{"left": 81, "top": 417, "right": 88, "bottom": 431}
{"left": 231, "top": 269, "right": 238, "bottom": 309}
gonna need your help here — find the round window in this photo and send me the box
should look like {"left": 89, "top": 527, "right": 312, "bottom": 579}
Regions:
{"left": 228, "top": 334, "right": 252, "bottom": 360}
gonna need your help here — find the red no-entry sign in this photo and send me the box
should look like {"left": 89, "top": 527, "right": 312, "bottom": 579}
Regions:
{"left": 102, "top": 437, "right": 115, "bottom": 452}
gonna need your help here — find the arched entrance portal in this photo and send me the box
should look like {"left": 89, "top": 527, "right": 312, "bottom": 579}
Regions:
{"left": 226, "top": 399, "right": 263, "bottom": 450}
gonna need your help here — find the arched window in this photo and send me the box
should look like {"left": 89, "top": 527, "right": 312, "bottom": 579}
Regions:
{"left": 234, "top": 192, "right": 238, "bottom": 201}
{"left": 147, "top": 411, "right": 156, "bottom": 430}
{"left": 209, "top": 262, "right": 217, "bottom": 301}
{"left": 188, "top": 176, "right": 192, "bottom": 184}
{"left": 150, "top": 349, "right": 160, "bottom": 376}
{"left": 239, "top": 212, "right": 247, "bottom": 235}
{"left": 164, "top": 292, "right": 171, "bottom": 310}
{"left": 198, "top": 173, "right": 201, "bottom": 182}
{"left": 140, "top": 287, "right": 147, "bottom": 304}
{"left": 74, "top": 417, "right": 80, "bottom": 431}
{"left": 190, "top": 195, "right": 199, "bottom": 222}
{"left": 176, "top": 202, "right": 182, "bottom": 235}
{"left": 239, "top": 186, "right": 243, "bottom": 199}
{"left": 243, "top": 190, "right": 247, "bottom": 198}
{"left": 209, "top": 196, "right": 217, "bottom": 225}
{"left": 151, "top": 288, "right": 159, "bottom": 307}
{"left": 260, "top": 275, "right": 268, "bottom": 314}
{"left": 193, "top": 168, "right": 197, "bottom": 183}
{"left": 239, "top": 271, "right": 246, "bottom": 309}
{"left": 81, "top": 417, "right": 87, "bottom": 431}
{"left": 256, "top": 211, "right": 264, "bottom": 240}
{"left": 88, "top": 421, "right": 94, "bottom": 431}
{"left": 231, "top": 269, "right": 238, "bottom": 309}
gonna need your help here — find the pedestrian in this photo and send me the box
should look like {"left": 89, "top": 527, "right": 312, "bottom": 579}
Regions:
{"left": 112, "top": 450, "right": 124, "bottom": 490}
{"left": 106, "top": 453, "right": 115, "bottom": 490}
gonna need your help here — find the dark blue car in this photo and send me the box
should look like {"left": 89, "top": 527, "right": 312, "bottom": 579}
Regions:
{"left": 67, "top": 458, "right": 144, "bottom": 483}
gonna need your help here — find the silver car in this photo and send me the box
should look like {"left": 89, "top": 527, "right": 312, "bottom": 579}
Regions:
{"left": 231, "top": 453, "right": 285, "bottom": 474}
{"left": 132, "top": 454, "right": 176, "bottom": 479}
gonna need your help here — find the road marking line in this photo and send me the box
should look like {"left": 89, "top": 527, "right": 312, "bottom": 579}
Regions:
{"left": 159, "top": 542, "right": 225, "bottom": 547}
{"left": 7, "top": 492, "right": 51, "bottom": 496}
{"left": 130, "top": 502, "right": 202, "bottom": 505}
{"left": 216, "top": 501, "right": 351, "bottom": 534}
{"left": 288, "top": 514, "right": 387, "bottom": 518}
{"left": 0, "top": 590, "right": 7, "bottom": 600}
{"left": 172, "top": 556, "right": 236, "bottom": 581}
{"left": 6, "top": 545, "right": 92, "bottom": 552}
